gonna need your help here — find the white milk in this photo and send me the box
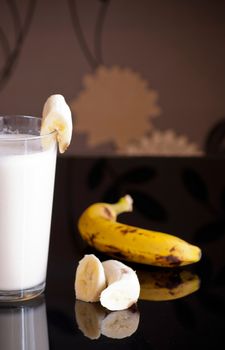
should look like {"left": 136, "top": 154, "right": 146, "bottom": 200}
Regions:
{"left": 0, "top": 135, "right": 57, "bottom": 291}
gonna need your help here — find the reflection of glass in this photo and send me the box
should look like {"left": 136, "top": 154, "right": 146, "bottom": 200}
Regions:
{"left": 0, "top": 296, "right": 49, "bottom": 350}
{"left": 75, "top": 300, "right": 140, "bottom": 340}
{"left": 137, "top": 269, "right": 200, "bottom": 301}
{"left": 0, "top": 116, "right": 57, "bottom": 301}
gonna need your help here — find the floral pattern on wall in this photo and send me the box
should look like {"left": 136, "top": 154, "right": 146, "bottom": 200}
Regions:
{"left": 70, "top": 65, "right": 160, "bottom": 149}
{"left": 123, "top": 130, "right": 202, "bottom": 156}
{"left": 70, "top": 65, "right": 202, "bottom": 155}
{"left": 68, "top": 0, "right": 203, "bottom": 156}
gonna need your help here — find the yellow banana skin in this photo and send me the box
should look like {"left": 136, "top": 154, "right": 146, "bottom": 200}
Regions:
{"left": 137, "top": 269, "right": 200, "bottom": 301}
{"left": 78, "top": 195, "right": 201, "bottom": 267}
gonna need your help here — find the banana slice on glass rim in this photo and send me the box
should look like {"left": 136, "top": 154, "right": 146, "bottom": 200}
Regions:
{"left": 40, "top": 94, "right": 73, "bottom": 153}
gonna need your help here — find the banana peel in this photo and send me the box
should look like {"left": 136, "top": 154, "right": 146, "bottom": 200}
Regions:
{"left": 78, "top": 195, "right": 201, "bottom": 267}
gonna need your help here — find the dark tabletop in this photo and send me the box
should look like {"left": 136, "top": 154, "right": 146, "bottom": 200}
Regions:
{"left": 4, "top": 156, "right": 225, "bottom": 349}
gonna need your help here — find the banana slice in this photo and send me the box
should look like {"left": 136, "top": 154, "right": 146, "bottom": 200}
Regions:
{"left": 75, "top": 300, "right": 106, "bottom": 339}
{"left": 75, "top": 254, "right": 107, "bottom": 302}
{"left": 41, "top": 94, "right": 73, "bottom": 153}
{"left": 100, "top": 260, "right": 140, "bottom": 311}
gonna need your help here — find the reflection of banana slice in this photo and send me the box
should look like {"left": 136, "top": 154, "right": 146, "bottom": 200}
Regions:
{"left": 137, "top": 269, "right": 200, "bottom": 301}
{"left": 41, "top": 94, "right": 73, "bottom": 153}
{"left": 75, "top": 301, "right": 140, "bottom": 340}
{"left": 101, "top": 309, "right": 140, "bottom": 339}
{"left": 75, "top": 301, "right": 106, "bottom": 340}
{"left": 75, "top": 254, "right": 106, "bottom": 302}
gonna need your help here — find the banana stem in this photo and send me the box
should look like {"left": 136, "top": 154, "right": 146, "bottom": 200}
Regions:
{"left": 110, "top": 195, "right": 133, "bottom": 215}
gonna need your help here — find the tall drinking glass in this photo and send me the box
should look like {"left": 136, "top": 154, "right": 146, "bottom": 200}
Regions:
{"left": 0, "top": 116, "right": 57, "bottom": 301}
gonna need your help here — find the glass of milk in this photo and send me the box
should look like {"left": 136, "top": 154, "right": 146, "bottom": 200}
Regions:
{"left": 0, "top": 115, "right": 57, "bottom": 301}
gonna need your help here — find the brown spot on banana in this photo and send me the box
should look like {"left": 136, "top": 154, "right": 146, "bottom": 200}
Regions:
{"left": 103, "top": 245, "right": 129, "bottom": 260}
{"left": 109, "top": 251, "right": 128, "bottom": 260}
{"left": 105, "top": 244, "right": 119, "bottom": 251}
{"left": 155, "top": 254, "right": 181, "bottom": 266}
{"left": 103, "top": 207, "right": 114, "bottom": 220}
{"left": 111, "top": 251, "right": 150, "bottom": 265}
{"left": 89, "top": 233, "right": 99, "bottom": 245}
{"left": 169, "top": 246, "right": 176, "bottom": 253}
{"left": 120, "top": 229, "right": 129, "bottom": 234}
{"left": 166, "top": 255, "right": 181, "bottom": 266}
{"left": 120, "top": 228, "right": 138, "bottom": 234}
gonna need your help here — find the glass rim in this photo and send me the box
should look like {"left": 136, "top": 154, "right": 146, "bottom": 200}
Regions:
{"left": 0, "top": 115, "right": 57, "bottom": 142}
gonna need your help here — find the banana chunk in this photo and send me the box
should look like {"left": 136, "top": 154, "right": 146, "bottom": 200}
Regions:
{"left": 75, "top": 254, "right": 107, "bottom": 302}
{"left": 41, "top": 94, "right": 73, "bottom": 153}
{"left": 100, "top": 260, "right": 140, "bottom": 311}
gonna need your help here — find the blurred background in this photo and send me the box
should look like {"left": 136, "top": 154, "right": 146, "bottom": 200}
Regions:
{"left": 0, "top": 0, "right": 225, "bottom": 156}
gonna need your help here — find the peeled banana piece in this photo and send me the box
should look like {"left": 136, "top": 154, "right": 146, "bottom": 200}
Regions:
{"left": 75, "top": 254, "right": 140, "bottom": 310}
{"left": 75, "top": 300, "right": 140, "bottom": 339}
{"left": 137, "top": 269, "right": 200, "bottom": 301}
{"left": 41, "top": 94, "right": 73, "bottom": 153}
{"left": 75, "top": 254, "right": 106, "bottom": 302}
{"left": 78, "top": 195, "right": 201, "bottom": 267}
{"left": 100, "top": 260, "right": 140, "bottom": 311}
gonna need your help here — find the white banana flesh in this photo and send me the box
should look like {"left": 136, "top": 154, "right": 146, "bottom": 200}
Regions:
{"left": 75, "top": 254, "right": 106, "bottom": 302}
{"left": 41, "top": 94, "right": 73, "bottom": 153}
{"left": 100, "top": 260, "right": 140, "bottom": 311}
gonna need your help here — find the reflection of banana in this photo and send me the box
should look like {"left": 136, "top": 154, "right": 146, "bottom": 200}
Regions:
{"left": 75, "top": 301, "right": 106, "bottom": 340}
{"left": 137, "top": 269, "right": 200, "bottom": 301}
{"left": 101, "top": 309, "right": 140, "bottom": 339}
{"left": 78, "top": 195, "right": 201, "bottom": 267}
{"left": 75, "top": 301, "right": 139, "bottom": 340}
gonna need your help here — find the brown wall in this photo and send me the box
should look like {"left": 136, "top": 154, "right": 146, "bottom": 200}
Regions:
{"left": 0, "top": 0, "right": 225, "bottom": 155}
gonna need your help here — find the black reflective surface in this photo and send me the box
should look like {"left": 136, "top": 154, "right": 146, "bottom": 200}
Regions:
{"left": 3, "top": 156, "right": 225, "bottom": 349}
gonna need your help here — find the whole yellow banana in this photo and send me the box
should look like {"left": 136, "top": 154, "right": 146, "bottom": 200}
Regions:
{"left": 137, "top": 269, "right": 200, "bottom": 301}
{"left": 78, "top": 195, "right": 201, "bottom": 267}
